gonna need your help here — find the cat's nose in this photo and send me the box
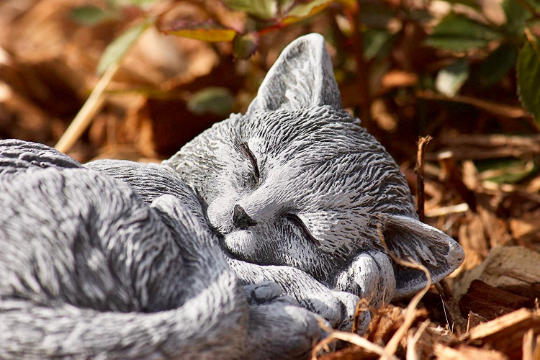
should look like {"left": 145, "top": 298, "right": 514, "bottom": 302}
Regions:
{"left": 233, "top": 204, "right": 257, "bottom": 230}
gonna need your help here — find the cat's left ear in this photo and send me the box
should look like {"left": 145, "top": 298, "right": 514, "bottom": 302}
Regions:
{"left": 247, "top": 33, "right": 342, "bottom": 114}
{"left": 380, "top": 214, "right": 465, "bottom": 299}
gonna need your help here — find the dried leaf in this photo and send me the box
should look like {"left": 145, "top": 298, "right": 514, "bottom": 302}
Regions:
{"left": 159, "top": 20, "right": 237, "bottom": 42}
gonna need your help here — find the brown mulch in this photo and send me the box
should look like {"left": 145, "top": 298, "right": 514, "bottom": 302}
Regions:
{"left": 1, "top": 1, "right": 539, "bottom": 359}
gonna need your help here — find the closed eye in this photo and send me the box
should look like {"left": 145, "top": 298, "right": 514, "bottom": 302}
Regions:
{"left": 240, "top": 143, "right": 260, "bottom": 184}
{"left": 285, "top": 214, "right": 320, "bottom": 246}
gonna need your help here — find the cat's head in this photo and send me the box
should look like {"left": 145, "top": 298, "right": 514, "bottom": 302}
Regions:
{"left": 165, "top": 34, "right": 463, "bottom": 298}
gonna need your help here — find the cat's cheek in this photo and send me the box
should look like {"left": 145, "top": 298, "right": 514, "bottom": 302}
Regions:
{"left": 206, "top": 196, "right": 236, "bottom": 234}
{"left": 223, "top": 231, "right": 259, "bottom": 259}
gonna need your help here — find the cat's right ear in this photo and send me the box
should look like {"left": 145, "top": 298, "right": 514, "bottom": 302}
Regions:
{"left": 380, "top": 213, "right": 465, "bottom": 299}
{"left": 247, "top": 33, "right": 342, "bottom": 115}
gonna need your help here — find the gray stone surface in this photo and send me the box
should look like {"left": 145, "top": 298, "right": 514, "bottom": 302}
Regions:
{"left": 0, "top": 33, "right": 464, "bottom": 359}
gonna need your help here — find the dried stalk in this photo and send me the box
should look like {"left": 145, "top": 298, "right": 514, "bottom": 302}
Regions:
{"left": 311, "top": 318, "right": 398, "bottom": 360}
{"left": 415, "top": 136, "right": 432, "bottom": 222}
{"left": 406, "top": 320, "right": 430, "bottom": 360}
{"left": 55, "top": 63, "right": 119, "bottom": 153}
{"left": 352, "top": 298, "right": 371, "bottom": 334}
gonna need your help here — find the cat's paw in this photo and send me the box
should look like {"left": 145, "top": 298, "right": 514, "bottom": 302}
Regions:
{"left": 244, "top": 281, "right": 298, "bottom": 306}
{"left": 246, "top": 302, "right": 328, "bottom": 360}
{"left": 332, "top": 291, "right": 371, "bottom": 333}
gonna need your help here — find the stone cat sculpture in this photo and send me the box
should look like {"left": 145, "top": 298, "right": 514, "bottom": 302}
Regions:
{"left": 0, "top": 34, "right": 463, "bottom": 359}
{"left": 163, "top": 33, "right": 463, "bottom": 326}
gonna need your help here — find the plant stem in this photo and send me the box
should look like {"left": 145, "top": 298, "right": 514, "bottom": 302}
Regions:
{"left": 415, "top": 135, "right": 432, "bottom": 222}
{"left": 55, "top": 63, "right": 120, "bottom": 153}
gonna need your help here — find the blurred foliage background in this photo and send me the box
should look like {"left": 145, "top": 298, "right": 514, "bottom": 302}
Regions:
{"left": 2, "top": 0, "right": 540, "bottom": 357}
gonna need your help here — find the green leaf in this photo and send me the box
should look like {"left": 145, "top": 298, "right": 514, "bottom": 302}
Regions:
{"left": 502, "top": 0, "right": 528, "bottom": 35}
{"left": 517, "top": 38, "right": 540, "bottom": 124}
{"left": 96, "top": 21, "right": 151, "bottom": 75}
{"left": 359, "top": 2, "right": 395, "bottom": 30}
{"left": 70, "top": 6, "right": 117, "bottom": 26}
{"left": 282, "top": 0, "right": 333, "bottom": 24}
{"left": 404, "top": 8, "right": 433, "bottom": 23}
{"left": 110, "top": 0, "right": 157, "bottom": 6}
{"left": 476, "top": 158, "right": 538, "bottom": 184}
{"left": 223, "top": 0, "right": 276, "bottom": 20}
{"left": 479, "top": 42, "right": 518, "bottom": 86}
{"left": 436, "top": 0, "right": 481, "bottom": 10}
{"left": 278, "top": 0, "right": 296, "bottom": 11}
{"left": 233, "top": 32, "right": 259, "bottom": 59}
{"left": 159, "top": 20, "right": 237, "bottom": 42}
{"left": 125, "top": 0, "right": 157, "bottom": 5}
{"left": 436, "top": 59, "right": 469, "bottom": 96}
{"left": 363, "top": 29, "right": 392, "bottom": 61}
{"left": 425, "top": 13, "right": 502, "bottom": 51}
{"left": 187, "top": 87, "right": 234, "bottom": 116}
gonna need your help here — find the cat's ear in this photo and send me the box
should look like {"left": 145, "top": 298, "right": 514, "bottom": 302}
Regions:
{"left": 247, "top": 33, "right": 342, "bottom": 114}
{"left": 380, "top": 214, "right": 464, "bottom": 299}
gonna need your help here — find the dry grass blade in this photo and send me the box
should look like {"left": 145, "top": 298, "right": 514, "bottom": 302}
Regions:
{"left": 352, "top": 298, "right": 371, "bottom": 334}
{"left": 55, "top": 63, "right": 119, "bottom": 153}
{"left": 435, "top": 279, "right": 468, "bottom": 333}
{"left": 311, "top": 317, "right": 398, "bottom": 360}
{"left": 406, "top": 320, "right": 430, "bottom": 360}
{"left": 416, "top": 91, "right": 530, "bottom": 119}
{"left": 415, "top": 135, "right": 432, "bottom": 222}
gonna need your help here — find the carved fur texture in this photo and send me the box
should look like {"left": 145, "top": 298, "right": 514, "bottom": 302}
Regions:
{"left": 0, "top": 33, "right": 464, "bottom": 359}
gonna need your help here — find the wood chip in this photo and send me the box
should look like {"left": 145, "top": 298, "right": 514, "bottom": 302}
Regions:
{"left": 510, "top": 210, "right": 540, "bottom": 244}
{"left": 466, "top": 308, "right": 540, "bottom": 359}
{"left": 459, "top": 280, "right": 535, "bottom": 321}
{"left": 466, "top": 311, "right": 487, "bottom": 331}
{"left": 434, "top": 344, "right": 508, "bottom": 360}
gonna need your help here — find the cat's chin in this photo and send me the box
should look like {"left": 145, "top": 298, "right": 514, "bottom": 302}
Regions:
{"left": 220, "top": 230, "right": 260, "bottom": 262}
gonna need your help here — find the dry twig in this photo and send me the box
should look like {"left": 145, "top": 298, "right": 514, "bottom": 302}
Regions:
{"left": 55, "top": 63, "right": 119, "bottom": 153}
{"left": 352, "top": 298, "right": 371, "bottom": 334}
{"left": 406, "top": 320, "right": 430, "bottom": 360}
{"left": 311, "top": 318, "right": 398, "bottom": 360}
{"left": 415, "top": 136, "right": 432, "bottom": 222}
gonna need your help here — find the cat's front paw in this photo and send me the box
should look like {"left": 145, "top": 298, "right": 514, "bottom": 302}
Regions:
{"left": 246, "top": 303, "right": 328, "bottom": 360}
{"left": 244, "top": 281, "right": 298, "bottom": 306}
{"left": 332, "top": 291, "right": 371, "bottom": 333}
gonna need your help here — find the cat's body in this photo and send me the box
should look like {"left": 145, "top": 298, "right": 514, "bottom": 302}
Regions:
{"left": 0, "top": 34, "right": 463, "bottom": 359}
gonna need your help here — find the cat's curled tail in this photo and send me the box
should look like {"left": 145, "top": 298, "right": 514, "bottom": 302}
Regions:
{"left": 0, "top": 139, "right": 323, "bottom": 360}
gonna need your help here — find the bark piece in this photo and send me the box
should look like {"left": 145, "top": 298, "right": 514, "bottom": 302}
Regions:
{"left": 459, "top": 280, "right": 535, "bottom": 321}
{"left": 455, "top": 246, "right": 540, "bottom": 300}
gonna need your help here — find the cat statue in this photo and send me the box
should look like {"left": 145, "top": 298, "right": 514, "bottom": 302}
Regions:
{"left": 0, "top": 34, "right": 464, "bottom": 359}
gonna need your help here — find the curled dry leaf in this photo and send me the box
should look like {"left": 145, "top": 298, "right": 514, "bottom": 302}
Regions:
{"left": 159, "top": 19, "right": 238, "bottom": 42}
